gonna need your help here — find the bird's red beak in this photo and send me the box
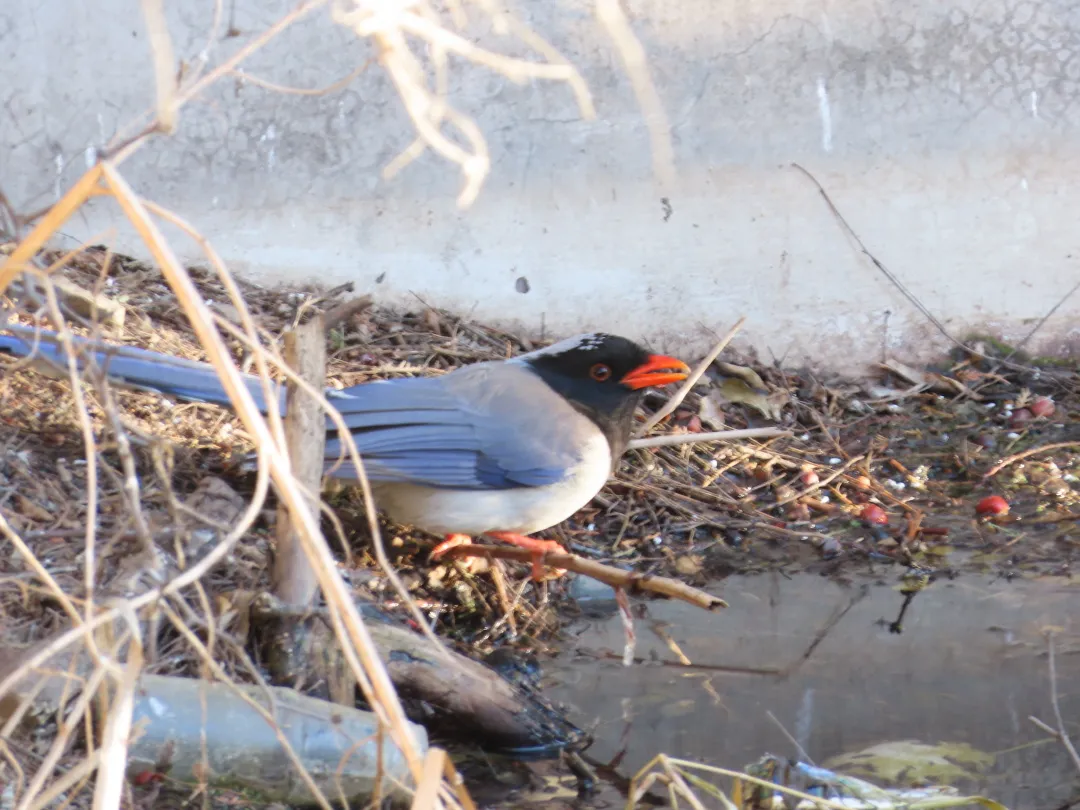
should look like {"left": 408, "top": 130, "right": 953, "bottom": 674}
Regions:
{"left": 621, "top": 354, "right": 691, "bottom": 390}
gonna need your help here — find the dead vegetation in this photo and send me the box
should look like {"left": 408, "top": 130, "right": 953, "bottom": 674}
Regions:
{"left": 6, "top": 244, "right": 1080, "bottom": 612}
{"left": 3, "top": 243, "right": 1079, "bottom": 807}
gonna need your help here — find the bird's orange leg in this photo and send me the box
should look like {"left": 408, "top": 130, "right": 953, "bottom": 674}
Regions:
{"left": 485, "top": 531, "right": 567, "bottom": 581}
{"left": 429, "top": 532, "right": 567, "bottom": 581}
{"left": 429, "top": 533, "right": 473, "bottom": 559}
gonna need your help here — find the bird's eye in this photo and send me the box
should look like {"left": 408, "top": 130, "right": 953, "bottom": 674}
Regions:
{"left": 590, "top": 363, "right": 612, "bottom": 381}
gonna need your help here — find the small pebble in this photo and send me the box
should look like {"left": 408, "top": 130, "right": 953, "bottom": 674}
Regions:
{"left": 819, "top": 495, "right": 830, "bottom": 503}
{"left": 829, "top": 457, "right": 842, "bottom": 465}
{"left": 1006, "top": 432, "right": 1021, "bottom": 440}
{"left": 710, "top": 459, "right": 718, "bottom": 468}
{"left": 819, "top": 537, "right": 842, "bottom": 558}
{"left": 798, "top": 433, "right": 811, "bottom": 441}
{"left": 984, "top": 402, "right": 996, "bottom": 409}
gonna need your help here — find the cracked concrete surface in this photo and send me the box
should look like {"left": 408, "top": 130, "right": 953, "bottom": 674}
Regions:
{"left": 3, "top": 0, "right": 1080, "bottom": 370}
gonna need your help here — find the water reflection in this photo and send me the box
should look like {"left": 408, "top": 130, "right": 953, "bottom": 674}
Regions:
{"left": 546, "top": 574, "right": 1080, "bottom": 809}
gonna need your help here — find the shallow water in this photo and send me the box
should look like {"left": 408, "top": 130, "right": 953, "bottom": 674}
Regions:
{"left": 544, "top": 573, "right": 1080, "bottom": 809}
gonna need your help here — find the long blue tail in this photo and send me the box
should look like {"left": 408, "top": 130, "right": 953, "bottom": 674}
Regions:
{"left": 0, "top": 322, "right": 284, "bottom": 413}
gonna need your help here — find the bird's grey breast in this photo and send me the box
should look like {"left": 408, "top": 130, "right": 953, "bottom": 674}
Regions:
{"left": 369, "top": 362, "right": 615, "bottom": 535}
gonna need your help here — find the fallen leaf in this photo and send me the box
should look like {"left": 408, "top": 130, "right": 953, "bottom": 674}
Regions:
{"left": 715, "top": 377, "right": 782, "bottom": 421}
{"left": 698, "top": 393, "right": 726, "bottom": 429}
{"left": 714, "top": 362, "right": 769, "bottom": 391}
{"left": 14, "top": 495, "right": 51, "bottom": 522}
{"left": 674, "top": 555, "right": 703, "bottom": 576}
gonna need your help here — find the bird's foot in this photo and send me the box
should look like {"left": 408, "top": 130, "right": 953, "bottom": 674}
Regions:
{"left": 429, "top": 533, "right": 473, "bottom": 560}
{"left": 486, "top": 531, "right": 567, "bottom": 581}
{"left": 429, "top": 533, "right": 488, "bottom": 575}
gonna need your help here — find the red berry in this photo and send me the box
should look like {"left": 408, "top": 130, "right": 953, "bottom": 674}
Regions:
{"left": 976, "top": 495, "right": 1009, "bottom": 516}
{"left": 860, "top": 504, "right": 888, "bottom": 525}
{"left": 800, "top": 468, "right": 820, "bottom": 486}
{"left": 1030, "top": 397, "right": 1056, "bottom": 418}
{"left": 1009, "top": 408, "right": 1032, "bottom": 429}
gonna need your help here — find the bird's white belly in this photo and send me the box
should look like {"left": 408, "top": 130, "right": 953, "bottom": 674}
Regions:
{"left": 370, "top": 432, "right": 613, "bottom": 537}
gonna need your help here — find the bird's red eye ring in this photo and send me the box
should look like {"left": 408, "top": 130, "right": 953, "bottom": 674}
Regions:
{"left": 590, "top": 363, "right": 612, "bottom": 381}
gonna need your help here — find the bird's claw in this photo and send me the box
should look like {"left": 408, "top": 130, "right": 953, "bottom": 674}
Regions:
{"left": 429, "top": 533, "right": 472, "bottom": 561}
{"left": 486, "top": 531, "right": 568, "bottom": 581}
{"left": 430, "top": 532, "right": 567, "bottom": 581}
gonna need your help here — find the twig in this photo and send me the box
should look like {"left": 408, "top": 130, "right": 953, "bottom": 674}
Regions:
{"left": 140, "top": 0, "right": 178, "bottom": 134}
{"left": 1013, "top": 277, "right": 1080, "bottom": 354}
{"left": 615, "top": 587, "right": 636, "bottom": 666}
{"left": 104, "top": 0, "right": 330, "bottom": 163}
{"left": 91, "top": 347, "right": 161, "bottom": 566}
{"left": 439, "top": 545, "right": 727, "bottom": 611}
{"left": 201, "top": 288, "right": 457, "bottom": 661}
{"left": 232, "top": 59, "right": 373, "bottom": 97}
{"left": 323, "top": 294, "right": 374, "bottom": 328}
{"left": 766, "top": 710, "right": 814, "bottom": 765}
{"left": 1028, "top": 631, "right": 1080, "bottom": 774}
{"left": 595, "top": 0, "right": 675, "bottom": 192}
{"left": 91, "top": 612, "right": 144, "bottom": 810}
{"left": 772, "top": 455, "right": 864, "bottom": 509}
{"left": 0, "top": 165, "right": 106, "bottom": 296}
{"left": 104, "top": 167, "right": 430, "bottom": 777}
{"left": 983, "top": 442, "right": 1080, "bottom": 479}
{"left": 636, "top": 317, "right": 747, "bottom": 436}
{"left": 17, "top": 664, "right": 110, "bottom": 810}
{"left": 272, "top": 314, "right": 327, "bottom": 608}
{"left": 628, "top": 427, "right": 789, "bottom": 450}
{"left": 791, "top": 163, "right": 1041, "bottom": 375}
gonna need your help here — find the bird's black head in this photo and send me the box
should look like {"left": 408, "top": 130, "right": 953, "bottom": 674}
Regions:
{"left": 519, "top": 333, "right": 690, "bottom": 461}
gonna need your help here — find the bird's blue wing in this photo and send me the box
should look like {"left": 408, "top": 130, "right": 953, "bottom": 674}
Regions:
{"left": 323, "top": 369, "right": 578, "bottom": 490}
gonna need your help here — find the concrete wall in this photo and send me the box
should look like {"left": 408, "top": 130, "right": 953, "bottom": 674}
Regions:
{"left": 4, "top": 0, "right": 1080, "bottom": 371}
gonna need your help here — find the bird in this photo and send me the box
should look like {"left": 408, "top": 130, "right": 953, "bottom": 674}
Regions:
{"left": 0, "top": 323, "right": 689, "bottom": 577}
